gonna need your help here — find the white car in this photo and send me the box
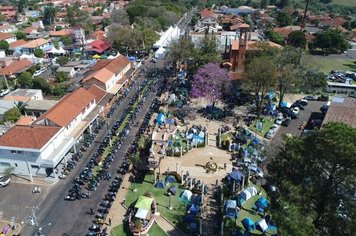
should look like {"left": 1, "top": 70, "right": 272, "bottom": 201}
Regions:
{"left": 265, "top": 125, "right": 278, "bottom": 139}
{"left": 0, "top": 175, "right": 10, "bottom": 187}
{"left": 275, "top": 117, "right": 283, "bottom": 125}
{"left": 32, "top": 68, "right": 47, "bottom": 77}
{"left": 292, "top": 107, "right": 300, "bottom": 115}
{"left": 248, "top": 165, "right": 264, "bottom": 178}
{"left": 0, "top": 89, "right": 10, "bottom": 97}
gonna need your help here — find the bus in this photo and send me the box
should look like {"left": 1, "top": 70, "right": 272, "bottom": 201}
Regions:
{"left": 326, "top": 82, "right": 356, "bottom": 95}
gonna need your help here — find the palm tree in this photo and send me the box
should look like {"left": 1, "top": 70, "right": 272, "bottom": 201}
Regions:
{"left": 14, "top": 101, "right": 27, "bottom": 115}
{"left": 43, "top": 5, "right": 57, "bottom": 25}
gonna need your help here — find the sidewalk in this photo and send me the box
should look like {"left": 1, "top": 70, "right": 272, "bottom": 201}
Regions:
{"left": 8, "top": 175, "right": 57, "bottom": 186}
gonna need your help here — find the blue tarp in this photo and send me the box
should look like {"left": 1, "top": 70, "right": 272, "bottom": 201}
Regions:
{"left": 155, "top": 180, "right": 165, "bottom": 189}
{"left": 224, "top": 200, "right": 238, "bottom": 218}
{"left": 228, "top": 170, "right": 244, "bottom": 184}
{"left": 242, "top": 217, "right": 255, "bottom": 232}
{"left": 168, "top": 186, "right": 178, "bottom": 195}
{"left": 252, "top": 138, "right": 260, "bottom": 145}
{"left": 165, "top": 175, "right": 176, "bottom": 183}
{"left": 187, "top": 204, "right": 199, "bottom": 215}
{"left": 265, "top": 92, "right": 276, "bottom": 100}
{"left": 254, "top": 197, "right": 269, "bottom": 212}
{"left": 157, "top": 113, "right": 166, "bottom": 125}
{"left": 281, "top": 100, "right": 288, "bottom": 108}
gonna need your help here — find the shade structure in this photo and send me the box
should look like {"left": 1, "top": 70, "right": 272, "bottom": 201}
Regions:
{"left": 165, "top": 175, "right": 176, "bottom": 183}
{"left": 242, "top": 217, "right": 255, "bottom": 231}
{"left": 254, "top": 197, "right": 269, "bottom": 212}
{"left": 181, "top": 189, "right": 193, "bottom": 202}
{"left": 168, "top": 186, "right": 178, "bottom": 195}
{"left": 134, "top": 196, "right": 153, "bottom": 210}
{"left": 256, "top": 219, "right": 268, "bottom": 232}
{"left": 157, "top": 113, "right": 166, "bottom": 125}
{"left": 229, "top": 170, "right": 244, "bottom": 183}
{"left": 155, "top": 180, "right": 165, "bottom": 189}
{"left": 135, "top": 208, "right": 149, "bottom": 219}
{"left": 92, "top": 54, "right": 101, "bottom": 59}
{"left": 224, "top": 200, "right": 238, "bottom": 218}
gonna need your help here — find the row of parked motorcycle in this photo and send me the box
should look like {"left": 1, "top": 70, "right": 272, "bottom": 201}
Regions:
{"left": 87, "top": 77, "right": 162, "bottom": 235}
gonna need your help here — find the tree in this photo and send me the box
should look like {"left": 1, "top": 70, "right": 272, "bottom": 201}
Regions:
{"left": 32, "top": 78, "right": 52, "bottom": 94}
{"left": 14, "top": 101, "right": 27, "bottom": 114}
{"left": 268, "top": 31, "right": 285, "bottom": 45}
{"left": 55, "top": 71, "right": 68, "bottom": 83}
{"left": 313, "top": 29, "right": 349, "bottom": 54}
{"left": 14, "top": 0, "right": 28, "bottom": 13}
{"left": 55, "top": 25, "right": 63, "bottom": 31}
{"left": 43, "top": 5, "right": 57, "bottom": 25}
{"left": 191, "top": 63, "right": 230, "bottom": 108}
{"left": 107, "top": 24, "right": 142, "bottom": 52}
{"left": 128, "top": 152, "right": 141, "bottom": 169}
{"left": 3, "top": 108, "right": 21, "bottom": 123}
{"left": 34, "top": 48, "right": 44, "bottom": 58}
{"left": 57, "top": 56, "right": 69, "bottom": 66}
{"left": 52, "top": 83, "right": 68, "bottom": 96}
{"left": 301, "top": 70, "right": 327, "bottom": 94}
{"left": 243, "top": 56, "right": 276, "bottom": 118}
{"left": 287, "top": 30, "right": 307, "bottom": 48}
{"left": 17, "top": 71, "right": 32, "bottom": 88}
{"left": 0, "top": 40, "right": 9, "bottom": 52}
{"left": 142, "top": 28, "right": 158, "bottom": 50}
{"left": 167, "top": 37, "right": 194, "bottom": 71}
{"left": 0, "top": 13, "right": 5, "bottom": 22}
{"left": 261, "top": 0, "right": 268, "bottom": 9}
{"left": 276, "top": 11, "right": 292, "bottom": 27}
{"left": 268, "top": 123, "right": 356, "bottom": 235}
{"left": 60, "top": 36, "right": 73, "bottom": 46}
{"left": 111, "top": 9, "right": 130, "bottom": 25}
{"left": 15, "top": 31, "right": 27, "bottom": 40}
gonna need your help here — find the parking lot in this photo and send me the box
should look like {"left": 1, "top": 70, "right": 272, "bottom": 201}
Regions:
{"left": 271, "top": 100, "right": 326, "bottom": 144}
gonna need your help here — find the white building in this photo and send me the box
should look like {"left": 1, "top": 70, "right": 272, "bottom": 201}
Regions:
{"left": 3, "top": 89, "right": 44, "bottom": 102}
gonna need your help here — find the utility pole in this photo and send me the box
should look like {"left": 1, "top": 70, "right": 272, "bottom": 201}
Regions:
{"left": 24, "top": 153, "right": 33, "bottom": 182}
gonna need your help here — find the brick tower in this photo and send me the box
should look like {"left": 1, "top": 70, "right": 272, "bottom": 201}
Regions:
{"left": 237, "top": 23, "right": 249, "bottom": 72}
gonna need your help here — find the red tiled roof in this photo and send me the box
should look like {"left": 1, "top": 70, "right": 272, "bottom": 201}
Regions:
{"left": 87, "top": 39, "right": 110, "bottom": 53}
{"left": 0, "top": 125, "right": 60, "bottom": 149}
{"left": 88, "top": 55, "right": 131, "bottom": 75}
{"left": 230, "top": 40, "right": 283, "bottom": 51}
{"left": 0, "top": 32, "right": 14, "bottom": 41}
{"left": 86, "top": 84, "right": 107, "bottom": 103}
{"left": 37, "top": 88, "right": 96, "bottom": 127}
{"left": 50, "top": 29, "right": 71, "bottom": 37}
{"left": 9, "top": 39, "right": 27, "bottom": 49}
{"left": 21, "top": 38, "right": 49, "bottom": 49}
{"left": 273, "top": 27, "right": 294, "bottom": 37}
{"left": 83, "top": 68, "right": 115, "bottom": 84}
{"left": 23, "top": 27, "right": 37, "bottom": 34}
{"left": 0, "top": 59, "right": 32, "bottom": 75}
{"left": 200, "top": 8, "right": 215, "bottom": 18}
{"left": 15, "top": 116, "right": 36, "bottom": 126}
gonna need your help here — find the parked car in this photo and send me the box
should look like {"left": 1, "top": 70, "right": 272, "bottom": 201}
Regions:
{"left": 265, "top": 125, "right": 278, "bottom": 139}
{"left": 0, "top": 175, "right": 10, "bottom": 187}
{"left": 317, "top": 95, "right": 329, "bottom": 101}
{"left": 304, "top": 95, "right": 317, "bottom": 101}
{"left": 248, "top": 165, "right": 264, "bottom": 178}
{"left": 0, "top": 89, "right": 10, "bottom": 97}
{"left": 291, "top": 107, "right": 300, "bottom": 115}
{"left": 150, "top": 58, "right": 157, "bottom": 63}
{"left": 32, "top": 68, "right": 47, "bottom": 77}
{"left": 291, "top": 103, "right": 304, "bottom": 110}
{"left": 275, "top": 117, "right": 283, "bottom": 125}
{"left": 282, "top": 117, "right": 291, "bottom": 127}
{"left": 297, "top": 99, "right": 308, "bottom": 106}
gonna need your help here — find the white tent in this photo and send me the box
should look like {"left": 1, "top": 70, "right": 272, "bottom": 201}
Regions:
{"left": 135, "top": 208, "right": 149, "bottom": 219}
{"left": 57, "top": 46, "right": 67, "bottom": 55}
{"left": 181, "top": 189, "right": 193, "bottom": 201}
{"left": 256, "top": 219, "right": 268, "bottom": 232}
{"left": 154, "top": 46, "right": 166, "bottom": 59}
{"left": 153, "top": 25, "right": 181, "bottom": 49}
{"left": 246, "top": 186, "right": 257, "bottom": 196}
{"left": 47, "top": 47, "right": 60, "bottom": 54}
{"left": 19, "top": 54, "right": 45, "bottom": 64}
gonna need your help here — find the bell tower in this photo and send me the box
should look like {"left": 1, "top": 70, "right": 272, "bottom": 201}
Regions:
{"left": 237, "top": 24, "right": 249, "bottom": 72}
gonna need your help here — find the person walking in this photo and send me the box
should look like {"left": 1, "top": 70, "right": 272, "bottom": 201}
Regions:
{"left": 108, "top": 218, "right": 112, "bottom": 226}
{"left": 89, "top": 208, "right": 94, "bottom": 215}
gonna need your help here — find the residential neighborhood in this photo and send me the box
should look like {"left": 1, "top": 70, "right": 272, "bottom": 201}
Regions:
{"left": 0, "top": 0, "right": 355, "bottom": 236}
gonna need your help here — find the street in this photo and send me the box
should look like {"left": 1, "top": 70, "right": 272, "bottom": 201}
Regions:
{"left": 19, "top": 61, "right": 164, "bottom": 236}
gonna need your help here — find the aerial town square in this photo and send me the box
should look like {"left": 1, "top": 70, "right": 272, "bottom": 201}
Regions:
{"left": 0, "top": 0, "right": 355, "bottom": 235}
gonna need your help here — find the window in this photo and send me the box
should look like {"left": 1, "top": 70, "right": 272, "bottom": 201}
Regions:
{"left": 11, "top": 150, "right": 17, "bottom": 154}
{"left": 17, "top": 150, "right": 24, "bottom": 154}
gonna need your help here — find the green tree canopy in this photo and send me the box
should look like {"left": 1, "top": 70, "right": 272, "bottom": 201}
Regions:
{"left": 17, "top": 71, "right": 32, "bottom": 88}
{"left": 287, "top": 30, "right": 307, "bottom": 48}
{"left": 43, "top": 5, "right": 57, "bottom": 25}
{"left": 15, "top": 31, "right": 27, "bottom": 40}
{"left": 34, "top": 48, "right": 44, "bottom": 58}
{"left": 268, "top": 123, "right": 356, "bottom": 235}
{"left": 57, "top": 56, "right": 69, "bottom": 66}
{"left": 60, "top": 36, "right": 73, "bottom": 46}
{"left": 0, "top": 40, "right": 9, "bottom": 51}
{"left": 313, "top": 29, "right": 349, "bottom": 54}
{"left": 32, "top": 77, "right": 52, "bottom": 94}
{"left": 276, "top": 11, "right": 292, "bottom": 27}
{"left": 3, "top": 107, "right": 21, "bottom": 123}
{"left": 52, "top": 83, "right": 68, "bottom": 96}
{"left": 55, "top": 71, "right": 68, "bottom": 83}
{"left": 111, "top": 9, "right": 130, "bottom": 25}
{"left": 267, "top": 31, "right": 285, "bottom": 45}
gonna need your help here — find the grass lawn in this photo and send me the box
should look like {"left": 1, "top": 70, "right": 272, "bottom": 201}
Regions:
{"left": 314, "top": 56, "right": 356, "bottom": 74}
{"left": 111, "top": 223, "right": 167, "bottom": 236}
{"left": 249, "top": 117, "right": 274, "bottom": 137}
{"left": 332, "top": 0, "right": 355, "bottom": 6}
{"left": 125, "top": 173, "right": 189, "bottom": 232}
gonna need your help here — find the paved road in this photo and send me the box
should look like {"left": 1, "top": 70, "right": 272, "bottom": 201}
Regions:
{"left": 21, "top": 63, "right": 163, "bottom": 236}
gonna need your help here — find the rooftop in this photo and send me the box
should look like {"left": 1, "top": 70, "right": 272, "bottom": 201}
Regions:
{"left": 9, "top": 39, "right": 27, "bottom": 49}
{"left": 0, "top": 125, "right": 60, "bottom": 149}
{"left": 5, "top": 89, "right": 41, "bottom": 98}
{"left": 322, "top": 97, "right": 356, "bottom": 128}
{"left": 15, "top": 116, "right": 36, "bottom": 126}
{"left": 89, "top": 55, "right": 131, "bottom": 76}
{"left": 0, "top": 32, "right": 14, "bottom": 41}
{"left": 26, "top": 99, "right": 58, "bottom": 111}
{"left": 21, "top": 38, "right": 50, "bottom": 49}
{"left": 37, "top": 88, "right": 96, "bottom": 127}
{"left": 49, "top": 29, "right": 71, "bottom": 37}
{"left": 0, "top": 59, "right": 32, "bottom": 76}
{"left": 86, "top": 84, "right": 107, "bottom": 103}
{"left": 83, "top": 67, "right": 115, "bottom": 84}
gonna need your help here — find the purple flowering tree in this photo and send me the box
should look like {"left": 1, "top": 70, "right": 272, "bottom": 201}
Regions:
{"left": 191, "top": 63, "right": 230, "bottom": 108}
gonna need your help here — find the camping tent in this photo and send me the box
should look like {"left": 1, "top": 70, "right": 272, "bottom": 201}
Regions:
{"left": 254, "top": 197, "right": 269, "bottom": 213}
{"left": 187, "top": 204, "right": 199, "bottom": 215}
{"left": 228, "top": 170, "right": 244, "bottom": 185}
{"left": 135, "top": 208, "right": 149, "bottom": 219}
{"left": 134, "top": 196, "right": 153, "bottom": 210}
{"left": 181, "top": 190, "right": 193, "bottom": 202}
{"left": 191, "top": 195, "right": 202, "bottom": 205}
{"left": 239, "top": 187, "right": 257, "bottom": 205}
{"left": 155, "top": 180, "right": 165, "bottom": 189}
{"left": 184, "top": 214, "right": 195, "bottom": 223}
{"left": 224, "top": 200, "right": 238, "bottom": 218}
{"left": 255, "top": 219, "right": 268, "bottom": 232}
{"left": 165, "top": 175, "right": 176, "bottom": 184}
{"left": 168, "top": 186, "right": 178, "bottom": 195}
{"left": 157, "top": 113, "right": 166, "bottom": 125}
{"left": 242, "top": 217, "right": 255, "bottom": 232}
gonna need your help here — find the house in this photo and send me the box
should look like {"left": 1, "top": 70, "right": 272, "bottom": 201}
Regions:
{"left": 83, "top": 55, "right": 131, "bottom": 94}
{"left": 320, "top": 16, "right": 346, "bottom": 28}
{"left": 23, "top": 26, "right": 48, "bottom": 39}
{"left": 0, "top": 6, "right": 16, "bottom": 21}
{"left": 57, "top": 66, "right": 76, "bottom": 78}
{"left": 3, "top": 89, "right": 43, "bottom": 102}
{"left": 25, "top": 99, "right": 58, "bottom": 117}
{"left": 322, "top": 97, "right": 356, "bottom": 128}
{"left": 15, "top": 116, "right": 36, "bottom": 126}
{"left": 0, "top": 59, "right": 32, "bottom": 79}
{"left": 14, "top": 38, "right": 52, "bottom": 55}
{"left": 85, "top": 39, "right": 110, "bottom": 55}
{"left": 88, "top": 30, "right": 106, "bottom": 41}
{"left": 23, "top": 27, "right": 39, "bottom": 36}
{"left": 0, "top": 32, "right": 16, "bottom": 44}
{"left": 49, "top": 29, "right": 71, "bottom": 40}
{"left": 0, "top": 24, "right": 17, "bottom": 33}
{"left": 195, "top": 8, "right": 221, "bottom": 33}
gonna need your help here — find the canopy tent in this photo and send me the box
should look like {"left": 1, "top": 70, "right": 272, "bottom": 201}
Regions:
{"left": 155, "top": 180, "right": 165, "bottom": 189}
{"left": 184, "top": 214, "right": 195, "bottom": 223}
{"left": 134, "top": 196, "right": 153, "bottom": 210}
{"left": 228, "top": 170, "right": 244, "bottom": 185}
{"left": 57, "top": 46, "right": 67, "bottom": 54}
{"left": 242, "top": 217, "right": 255, "bottom": 232}
{"left": 252, "top": 137, "right": 260, "bottom": 145}
{"left": 92, "top": 54, "right": 100, "bottom": 59}
{"left": 157, "top": 113, "right": 166, "bottom": 125}
{"left": 255, "top": 219, "right": 268, "bottom": 232}
{"left": 224, "top": 200, "right": 238, "bottom": 218}
{"left": 135, "top": 208, "right": 149, "bottom": 219}
{"left": 191, "top": 195, "right": 202, "bottom": 205}
{"left": 168, "top": 186, "right": 178, "bottom": 195}
{"left": 281, "top": 100, "right": 289, "bottom": 108}
{"left": 165, "top": 175, "right": 176, "bottom": 184}
{"left": 154, "top": 46, "right": 166, "bottom": 59}
{"left": 254, "top": 197, "right": 269, "bottom": 213}
{"left": 181, "top": 190, "right": 193, "bottom": 202}
{"left": 239, "top": 187, "right": 257, "bottom": 205}
{"left": 187, "top": 204, "right": 199, "bottom": 215}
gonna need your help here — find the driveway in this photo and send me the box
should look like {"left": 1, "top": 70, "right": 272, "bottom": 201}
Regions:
{"left": 271, "top": 101, "right": 326, "bottom": 145}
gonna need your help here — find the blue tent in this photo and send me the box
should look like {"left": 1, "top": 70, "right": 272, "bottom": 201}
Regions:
{"left": 157, "top": 113, "right": 166, "bottom": 125}
{"left": 242, "top": 217, "right": 255, "bottom": 232}
{"left": 187, "top": 204, "right": 199, "bottom": 215}
{"left": 180, "top": 190, "right": 193, "bottom": 203}
{"left": 264, "top": 92, "right": 276, "bottom": 100}
{"left": 184, "top": 214, "right": 195, "bottom": 223}
{"left": 168, "top": 186, "right": 178, "bottom": 195}
{"left": 155, "top": 180, "right": 165, "bottom": 189}
{"left": 252, "top": 137, "right": 260, "bottom": 145}
{"left": 254, "top": 197, "right": 269, "bottom": 213}
{"left": 191, "top": 195, "right": 202, "bottom": 205}
{"left": 224, "top": 200, "right": 238, "bottom": 218}
{"left": 165, "top": 175, "right": 176, "bottom": 183}
{"left": 281, "top": 100, "right": 288, "bottom": 108}
{"left": 228, "top": 170, "right": 244, "bottom": 185}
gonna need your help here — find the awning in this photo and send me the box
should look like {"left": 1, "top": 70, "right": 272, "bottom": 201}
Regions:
{"left": 135, "top": 208, "right": 149, "bottom": 219}
{"left": 135, "top": 196, "right": 153, "bottom": 210}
